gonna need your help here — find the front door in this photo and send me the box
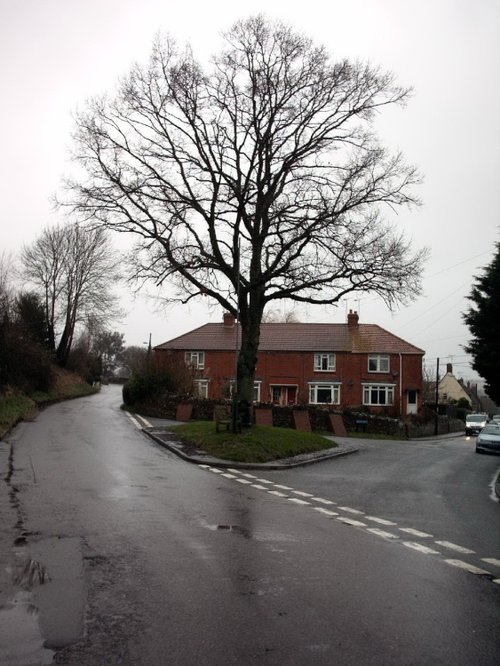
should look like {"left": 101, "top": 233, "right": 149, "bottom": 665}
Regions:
{"left": 407, "top": 390, "right": 417, "bottom": 415}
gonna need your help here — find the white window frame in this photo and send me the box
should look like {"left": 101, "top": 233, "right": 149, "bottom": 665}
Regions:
{"left": 185, "top": 351, "right": 205, "bottom": 369}
{"left": 194, "top": 379, "right": 208, "bottom": 398}
{"left": 228, "top": 380, "right": 262, "bottom": 403}
{"left": 308, "top": 383, "right": 341, "bottom": 405}
{"left": 368, "top": 354, "right": 390, "bottom": 373}
{"left": 362, "top": 384, "right": 395, "bottom": 406}
{"left": 314, "top": 352, "right": 336, "bottom": 372}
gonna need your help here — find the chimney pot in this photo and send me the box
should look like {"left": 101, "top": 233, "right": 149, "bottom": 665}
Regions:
{"left": 347, "top": 310, "right": 359, "bottom": 327}
{"left": 223, "top": 312, "right": 235, "bottom": 328}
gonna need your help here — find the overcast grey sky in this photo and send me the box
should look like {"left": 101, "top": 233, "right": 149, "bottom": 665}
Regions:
{"left": 1, "top": 0, "right": 499, "bottom": 381}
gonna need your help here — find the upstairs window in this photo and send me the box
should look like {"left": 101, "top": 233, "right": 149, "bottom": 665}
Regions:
{"left": 314, "top": 353, "right": 336, "bottom": 372}
{"left": 185, "top": 351, "right": 205, "bottom": 369}
{"left": 368, "top": 354, "right": 389, "bottom": 373}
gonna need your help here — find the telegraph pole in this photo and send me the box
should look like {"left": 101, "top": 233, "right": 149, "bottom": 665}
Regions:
{"left": 434, "top": 357, "right": 440, "bottom": 436}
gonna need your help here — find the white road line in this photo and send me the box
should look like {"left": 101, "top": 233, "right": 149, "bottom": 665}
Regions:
{"left": 274, "top": 484, "right": 293, "bottom": 490}
{"left": 311, "top": 497, "right": 335, "bottom": 505}
{"left": 402, "top": 542, "right": 440, "bottom": 555}
{"left": 493, "top": 579, "right": 500, "bottom": 585}
{"left": 241, "top": 473, "right": 257, "bottom": 479}
{"left": 268, "top": 490, "right": 288, "bottom": 497}
{"left": 235, "top": 478, "right": 252, "bottom": 485}
{"left": 337, "top": 517, "right": 367, "bottom": 527}
{"left": 138, "top": 415, "right": 152, "bottom": 428}
{"left": 288, "top": 498, "right": 311, "bottom": 506}
{"left": 209, "top": 468, "right": 223, "bottom": 474}
{"left": 435, "top": 541, "right": 475, "bottom": 555}
{"left": 125, "top": 413, "right": 143, "bottom": 429}
{"left": 339, "top": 506, "right": 364, "bottom": 515}
{"left": 254, "top": 478, "right": 274, "bottom": 484}
{"left": 221, "top": 473, "right": 237, "bottom": 479}
{"left": 445, "top": 559, "right": 492, "bottom": 576}
{"left": 313, "top": 507, "right": 339, "bottom": 517}
{"left": 251, "top": 484, "right": 269, "bottom": 490}
{"left": 198, "top": 465, "right": 211, "bottom": 469}
{"left": 367, "top": 528, "right": 399, "bottom": 540}
{"left": 227, "top": 468, "right": 240, "bottom": 473}
{"left": 482, "top": 558, "right": 500, "bottom": 568}
{"left": 399, "top": 527, "right": 433, "bottom": 538}
{"left": 292, "top": 490, "right": 314, "bottom": 497}
{"left": 365, "top": 516, "right": 397, "bottom": 526}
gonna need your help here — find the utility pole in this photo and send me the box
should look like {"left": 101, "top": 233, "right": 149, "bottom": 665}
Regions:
{"left": 434, "top": 357, "right": 440, "bottom": 436}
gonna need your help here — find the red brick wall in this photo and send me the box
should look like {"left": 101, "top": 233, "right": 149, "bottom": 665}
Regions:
{"left": 154, "top": 348, "right": 423, "bottom": 416}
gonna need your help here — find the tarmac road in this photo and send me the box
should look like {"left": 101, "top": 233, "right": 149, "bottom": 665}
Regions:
{"left": 1, "top": 384, "right": 499, "bottom": 665}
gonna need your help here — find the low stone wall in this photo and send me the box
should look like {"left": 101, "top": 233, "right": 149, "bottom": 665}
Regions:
{"left": 132, "top": 393, "right": 464, "bottom": 439}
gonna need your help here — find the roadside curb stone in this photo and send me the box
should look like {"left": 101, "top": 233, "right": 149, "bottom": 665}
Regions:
{"left": 143, "top": 427, "right": 358, "bottom": 470}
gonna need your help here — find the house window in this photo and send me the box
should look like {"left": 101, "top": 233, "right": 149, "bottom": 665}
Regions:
{"left": 363, "top": 384, "right": 394, "bottom": 406}
{"left": 309, "top": 383, "right": 340, "bottom": 405}
{"left": 314, "top": 353, "right": 336, "bottom": 372}
{"left": 228, "top": 380, "right": 261, "bottom": 402}
{"left": 194, "top": 379, "right": 208, "bottom": 398}
{"left": 185, "top": 351, "right": 205, "bottom": 369}
{"left": 368, "top": 354, "right": 390, "bottom": 373}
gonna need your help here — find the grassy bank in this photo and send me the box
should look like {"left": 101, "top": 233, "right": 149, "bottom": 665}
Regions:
{"left": 0, "top": 369, "right": 97, "bottom": 439}
{"left": 170, "top": 421, "right": 337, "bottom": 463}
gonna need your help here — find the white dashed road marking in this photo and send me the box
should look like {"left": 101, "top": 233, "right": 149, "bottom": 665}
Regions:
{"left": 445, "top": 560, "right": 492, "bottom": 576}
{"left": 196, "top": 464, "right": 500, "bottom": 588}
{"left": 365, "top": 516, "right": 397, "bottom": 526}
{"left": 313, "top": 507, "right": 339, "bottom": 517}
{"left": 367, "top": 528, "right": 399, "bottom": 540}
{"left": 339, "top": 506, "right": 364, "bottom": 515}
{"left": 399, "top": 528, "right": 433, "bottom": 538}
{"left": 402, "top": 542, "right": 440, "bottom": 555}
{"left": 435, "top": 541, "right": 475, "bottom": 554}
{"left": 337, "top": 517, "right": 367, "bottom": 528}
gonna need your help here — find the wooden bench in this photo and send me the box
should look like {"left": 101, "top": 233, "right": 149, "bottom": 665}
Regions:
{"left": 214, "top": 404, "right": 241, "bottom": 433}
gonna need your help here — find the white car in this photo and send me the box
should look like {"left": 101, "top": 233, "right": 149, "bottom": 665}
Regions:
{"left": 476, "top": 424, "right": 500, "bottom": 454}
{"left": 465, "top": 413, "right": 489, "bottom": 436}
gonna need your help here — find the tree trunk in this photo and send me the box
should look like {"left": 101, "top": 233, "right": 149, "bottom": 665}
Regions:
{"left": 236, "top": 294, "right": 264, "bottom": 425}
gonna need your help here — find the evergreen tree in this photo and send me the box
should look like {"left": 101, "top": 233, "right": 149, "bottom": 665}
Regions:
{"left": 463, "top": 241, "right": 500, "bottom": 403}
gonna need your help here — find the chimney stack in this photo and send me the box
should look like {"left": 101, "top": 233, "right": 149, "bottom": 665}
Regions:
{"left": 223, "top": 312, "right": 235, "bottom": 328}
{"left": 347, "top": 310, "right": 359, "bottom": 328}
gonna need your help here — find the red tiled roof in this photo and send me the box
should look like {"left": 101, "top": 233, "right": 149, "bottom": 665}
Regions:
{"left": 154, "top": 322, "right": 424, "bottom": 355}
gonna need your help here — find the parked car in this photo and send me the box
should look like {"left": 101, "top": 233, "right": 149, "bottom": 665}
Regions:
{"left": 490, "top": 414, "right": 500, "bottom": 425}
{"left": 476, "top": 424, "right": 500, "bottom": 454}
{"left": 465, "top": 413, "right": 489, "bottom": 436}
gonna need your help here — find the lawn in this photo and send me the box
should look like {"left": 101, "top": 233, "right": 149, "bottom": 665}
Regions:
{"left": 170, "top": 420, "right": 337, "bottom": 463}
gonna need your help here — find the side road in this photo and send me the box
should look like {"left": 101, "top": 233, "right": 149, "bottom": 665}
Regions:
{"left": 130, "top": 413, "right": 462, "bottom": 471}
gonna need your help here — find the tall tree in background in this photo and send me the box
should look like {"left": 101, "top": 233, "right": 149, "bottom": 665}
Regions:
{"left": 92, "top": 330, "right": 125, "bottom": 380}
{"left": 463, "top": 241, "right": 500, "bottom": 403}
{"left": 22, "top": 223, "right": 122, "bottom": 366}
{"left": 64, "top": 16, "right": 427, "bottom": 404}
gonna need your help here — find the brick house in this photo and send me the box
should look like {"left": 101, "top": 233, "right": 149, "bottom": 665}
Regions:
{"left": 154, "top": 310, "right": 424, "bottom": 417}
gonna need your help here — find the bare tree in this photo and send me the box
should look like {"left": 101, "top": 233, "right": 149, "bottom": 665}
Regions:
{"left": 21, "top": 223, "right": 122, "bottom": 366}
{"left": 64, "top": 15, "right": 427, "bottom": 403}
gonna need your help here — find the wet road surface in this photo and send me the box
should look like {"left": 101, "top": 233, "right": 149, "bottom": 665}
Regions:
{"left": 1, "top": 385, "right": 499, "bottom": 664}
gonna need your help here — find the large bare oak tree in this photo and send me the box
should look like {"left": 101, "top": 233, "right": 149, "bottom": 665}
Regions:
{"left": 64, "top": 16, "right": 427, "bottom": 403}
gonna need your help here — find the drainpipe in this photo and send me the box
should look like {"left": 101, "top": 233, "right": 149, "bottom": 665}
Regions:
{"left": 399, "top": 354, "right": 403, "bottom": 417}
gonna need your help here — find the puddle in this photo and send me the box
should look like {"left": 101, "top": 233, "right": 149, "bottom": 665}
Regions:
{"left": 200, "top": 519, "right": 252, "bottom": 538}
{"left": 0, "top": 591, "right": 54, "bottom": 665}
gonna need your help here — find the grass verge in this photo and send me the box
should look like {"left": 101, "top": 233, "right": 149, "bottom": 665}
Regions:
{"left": 170, "top": 420, "right": 337, "bottom": 463}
